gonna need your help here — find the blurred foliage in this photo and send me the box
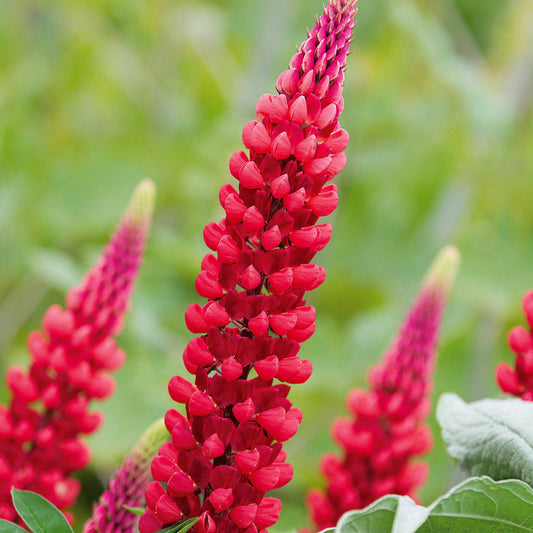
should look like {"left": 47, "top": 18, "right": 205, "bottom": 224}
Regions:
{"left": 0, "top": 0, "right": 532, "bottom": 531}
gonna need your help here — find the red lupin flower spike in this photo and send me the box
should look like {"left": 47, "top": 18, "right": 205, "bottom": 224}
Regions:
{"left": 139, "top": 2, "right": 358, "bottom": 532}
{"left": 495, "top": 290, "right": 533, "bottom": 400}
{"left": 0, "top": 180, "right": 155, "bottom": 525}
{"left": 82, "top": 418, "right": 168, "bottom": 533}
{"left": 306, "top": 246, "right": 460, "bottom": 531}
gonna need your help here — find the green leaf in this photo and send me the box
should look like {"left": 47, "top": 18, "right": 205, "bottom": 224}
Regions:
{"left": 11, "top": 489, "right": 73, "bottom": 533}
{"left": 155, "top": 517, "right": 200, "bottom": 533}
{"left": 335, "top": 477, "right": 533, "bottom": 533}
{"left": 436, "top": 393, "right": 533, "bottom": 485}
{"left": 417, "top": 477, "right": 533, "bottom": 532}
{"left": 0, "top": 519, "right": 28, "bottom": 533}
{"left": 122, "top": 505, "right": 145, "bottom": 516}
{"left": 336, "top": 494, "right": 428, "bottom": 533}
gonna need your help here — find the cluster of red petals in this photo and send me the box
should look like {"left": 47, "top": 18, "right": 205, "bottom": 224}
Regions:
{"left": 139, "top": 2, "right": 357, "bottom": 532}
{"left": 0, "top": 197, "right": 150, "bottom": 525}
{"left": 496, "top": 290, "right": 533, "bottom": 400}
{"left": 307, "top": 285, "right": 448, "bottom": 530}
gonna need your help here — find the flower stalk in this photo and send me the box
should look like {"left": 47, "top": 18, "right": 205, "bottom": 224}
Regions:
{"left": 306, "top": 246, "right": 460, "bottom": 530}
{"left": 139, "top": 2, "right": 358, "bottom": 532}
{"left": 0, "top": 180, "right": 154, "bottom": 524}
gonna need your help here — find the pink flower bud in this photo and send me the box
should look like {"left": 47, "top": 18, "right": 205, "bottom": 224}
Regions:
{"left": 167, "top": 471, "right": 195, "bottom": 497}
{"left": 229, "top": 150, "right": 249, "bottom": 179}
{"left": 195, "top": 271, "right": 224, "bottom": 299}
{"left": 248, "top": 311, "right": 270, "bottom": 337}
{"left": 229, "top": 504, "right": 257, "bottom": 529}
{"left": 168, "top": 376, "right": 196, "bottom": 404}
{"left": 224, "top": 193, "right": 247, "bottom": 223}
{"left": 203, "top": 434, "right": 225, "bottom": 459}
{"left": 171, "top": 421, "right": 197, "bottom": 451}
{"left": 188, "top": 391, "right": 216, "bottom": 416}
{"left": 254, "top": 355, "right": 279, "bottom": 381}
{"left": 156, "top": 494, "right": 183, "bottom": 524}
{"left": 185, "top": 303, "right": 210, "bottom": 333}
{"left": 209, "top": 488, "right": 234, "bottom": 512}
{"left": 269, "top": 313, "right": 297, "bottom": 335}
{"left": 270, "top": 174, "right": 291, "bottom": 199}
{"left": 243, "top": 206, "right": 265, "bottom": 232}
{"left": 233, "top": 398, "right": 256, "bottom": 423}
{"left": 284, "top": 187, "right": 307, "bottom": 211}
{"left": 239, "top": 161, "right": 264, "bottom": 189}
{"left": 269, "top": 268, "right": 293, "bottom": 293}
{"left": 249, "top": 466, "right": 280, "bottom": 492}
{"left": 508, "top": 325, "right": 531, "bottom": 353}
{"left": 250, "top": 123, "right": 271, "bottom": 153}
{"left": 234, "top": 449, "right": 261, "bottom": 473}
{"left": 221, "top": 357, "right": 243, "bottom": 382}
{"left": 203, "top": 222, "right": 224, "bottom": 251}
{"left": 185, "top": 338, "right": 214, "bottom": 367}
{"left": 292, "top": 264, "right": 326, "bottom": 290}
{"left": 240, "top": 264, "right": 262, "bottom": 290}
{"left": 261, "top": 225, "right": 282, "bottom": 250}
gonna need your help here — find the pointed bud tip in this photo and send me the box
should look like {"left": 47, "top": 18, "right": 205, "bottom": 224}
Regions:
{"left": 423, "top": 245, "right": 461, "bottom": 294}
{"left": 126, "top": 179, "right": 156, "bottom": 230}
{"left": 331, "top": 0, "right": 358, "bottom": 6}
{"left": 329, "top": 0, "right": 358, "bottom": 10}
{"left": 133, "top": 417, "right": 168, "bottom": 463}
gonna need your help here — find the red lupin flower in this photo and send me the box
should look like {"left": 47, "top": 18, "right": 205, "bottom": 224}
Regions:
{"left": 139, "top": 2, "right": 358, "bottom": 532}
{"left": 306, "top": 246, "right": 460, "bottom": 530}
{"left": 495, "top": 290, "right": 533, "bottom": 400}
{"left": 82, "top": 418, "right": 168, "bottom": 533}
{"left": 0, "top": 180, "right": 155, "bottom": 525}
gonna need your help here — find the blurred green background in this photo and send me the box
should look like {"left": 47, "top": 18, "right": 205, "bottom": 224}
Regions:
{"left": 1, "top": 0, "right": 532, "bottom": 530}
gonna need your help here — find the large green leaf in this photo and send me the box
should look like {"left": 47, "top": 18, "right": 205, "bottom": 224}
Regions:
{"left": 334, "top": 477, "right": 533, "bottom": 533}
{"left": 11, "top": 489, "right": 73, "bottom": 533}
{"left": 436, "top": 393, "right": 533, "bottom": 485}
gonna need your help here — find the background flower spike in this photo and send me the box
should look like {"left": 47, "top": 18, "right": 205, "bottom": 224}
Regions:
{"left": 82, "top": 417, "right": 168, "bottom": 533}
{"left": 495, "top": 288, "right": 533, "bottom": 400}
{"left": 0, "top": 179, "right": 155, "bottom": 525}
{"left": 306, "top": 245, "right": 460, "bottom": 531}
{"left": 139, "top": 1, "right": 358, "bottom": 532}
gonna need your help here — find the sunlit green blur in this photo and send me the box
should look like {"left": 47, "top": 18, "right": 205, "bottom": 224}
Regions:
{"left": 1, "top": 0, "right": 532, "bottom": 530}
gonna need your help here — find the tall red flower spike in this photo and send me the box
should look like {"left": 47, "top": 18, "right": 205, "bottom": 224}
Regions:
{"left": 0, "top": 179, "right": 155, "bottom": 525}
{"left": 82, "top": 418, "right": 168, "bottom": 533}
{"left": 139, "top": 2, "right": 358, "bottom": 532}
{"left": 306, "top": 246, "right": 460, "bottom": 531}
{"left": 495, "top": 290, "right": 533, "bottom": 400}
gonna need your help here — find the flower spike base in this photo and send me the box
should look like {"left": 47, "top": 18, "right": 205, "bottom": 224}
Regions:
{"left": 306, "top": 246, "right": 460, "bottom": 530}
{"left": 139, "top": 2, "right": 358, "bottom": 532}
{"left": 0, "top": 180, "right": 155, "bottom": 525}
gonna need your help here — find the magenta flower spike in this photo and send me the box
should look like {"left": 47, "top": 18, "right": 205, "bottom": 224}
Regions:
{"left": 82, "top": 418, "right": 168, "bottom": 533}
{"left": 495, "top": 290, "right": 533, "bottom": 400}
{"left": 139, "top": 2, "right": 358, "bottom": 533}
{"left": 306, "top": 246, "right": 460, "bottom": 531}
{"left": 0, "top": 180, "right": 155, "bottom": 525}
